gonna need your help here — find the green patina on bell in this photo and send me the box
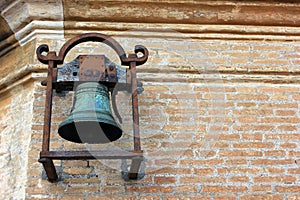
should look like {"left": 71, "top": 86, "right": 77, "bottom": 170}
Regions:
{"left": 58, "top": 82, "right": 122, "bottom": 143}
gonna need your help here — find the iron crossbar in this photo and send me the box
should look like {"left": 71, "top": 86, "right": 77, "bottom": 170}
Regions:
{"left": 40, "top": 150, "right": 143, "bottom": 160}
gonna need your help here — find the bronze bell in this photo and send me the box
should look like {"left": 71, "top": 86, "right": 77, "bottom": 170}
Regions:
{"left": 58, "top": 82, "right": 122, "bottom": 143}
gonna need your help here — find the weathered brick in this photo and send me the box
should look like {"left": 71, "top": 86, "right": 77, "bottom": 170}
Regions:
{"left": 139, "top": 197, "right": 162, "bottom": 200}
{"left": 126, "top": 186, "right": 173, "bottom": 193}
{"left": 253, "top": 45, "right": 293, "bottom": 51}
{"left": 264, "top": 150, "right": 286, "bottom": 157}
{"left": 227, "top": 94, "right": 269, "bottom": 101}
{"left": 278, "top": 125, "right": 297, "bottom": 131}
{"left": 63, "top": 177, "right": 101, "bottom": 185}
{"left": 87, "top": 196, "right": 136, "bottom": 200}
{"left": 288, "top": 168, "right": 300, "bottom": 174}
{"left": 287, "top": 194, "right": 300, "bottom": 200}
{"left": 233, "top": 125, "right": 275, "bottom": 131}
{"left": 276, "top": 110, "right": 296, "bottom": 116}
{"left": 202, "top": 186, "right": 248, "bottom": 193}
{"left": 261, "top": 117, "right": 300, "bottom": 123}
{"left": 280, "top": 142, "right": 298, "bottom": 149}
{"left": 175, "top": 185, "right": 199, "bottom": 193}
{"left": 48, "top": 185, "right": 99, "bottom": 194}
{"left": 200, "top": 134, "right": 240, "bottom": 141}
{"left": 180, "top": 176, "right": 226, "bottom": 184}
{"left": 228, "top": 176, "right": 250, "bottom": 182}
{"left": 225, "top": 159, "right": 248, "bottom": 166}
{"left": 242, "top": 133, "right": 263, "bottom": 141}
{"left": 251, "top": 159, "right": 295, "bottom": 166}
{"left": 265, "top": 134, "right": 300, "bottom": 140}
{"left": 63, "top": 167, "right": 93, "bottom": 175}
{"left": 60, "top": 196, "right": 85, "bottom": 200}
{"left": 217, "top": 167, "right": 262, "bottom": 175}
{"left": 100, "top": 186, "right": 125, "bottom": 194}
{"left": 238, "top": 117, "right": 258, "bottom": 123}
{"left": 250, "top": 185, "right": 272, "bottom": 192}
{"left": 193, "top": 168, "right": 214, "bottom": 176}
{"left": 154, "top": 176, "right": 177, "bottom": 184}
{"left": 164, "top": 196, "right": 211, "bottom": 200}
{"left": 215, "top": 196, "right": 236, "bottom": 200}
{"left": 275, "top": 186, "right": 300, "bottom": 192}
{"left": 240, "top": 194, "right": 284, "bottom": 200}
{"left": 232, "top": 142, "right": 274, "bottom": 149}
{"left": 180, "top": 158, "right": 224, "bottom": 166}
{"left": 232, "top": 45, "right": 250, "bottom": 51}
{"left": 253, "top": 175, "right": 296, "bottom": 183}
{"left": 289, "top": 151, "right": 300, "bottom": 157}
{"left": 264, "top": 167, "right": 285, "bottom": 174}
{"left": 146, "top": 167, "right": 191, "bottom": 175}
{"left": 219, "top": 150, "right": 262, "bottom": 157}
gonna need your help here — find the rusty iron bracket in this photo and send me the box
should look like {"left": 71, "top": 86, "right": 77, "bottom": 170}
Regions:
{"left": 79, "top": 55, "right": 107, "bottom": 81}
{"left": 36, "top": 32, "right": 148, "bottom": 182}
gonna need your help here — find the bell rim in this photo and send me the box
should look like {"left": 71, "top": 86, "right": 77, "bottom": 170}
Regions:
{"left": 58, "top": 120, "right": 123, "bottom": 144}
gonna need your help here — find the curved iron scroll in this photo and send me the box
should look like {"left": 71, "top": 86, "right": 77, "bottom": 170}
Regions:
{"left": 36, "top": 32, "right": 148, "bottom": 66}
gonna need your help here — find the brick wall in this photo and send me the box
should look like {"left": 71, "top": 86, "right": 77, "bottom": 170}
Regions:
{"left": 1, "top": 1, "right": 300, "bottom": 199}
{"left": 23, "top": 36, "right": 300, "bottom": 199}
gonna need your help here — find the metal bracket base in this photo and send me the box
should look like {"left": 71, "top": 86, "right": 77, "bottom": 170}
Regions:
{"left": 39, "top": 150, "right": 143, "bottom": 181}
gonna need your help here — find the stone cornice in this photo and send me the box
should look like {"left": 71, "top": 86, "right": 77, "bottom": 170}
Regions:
{"left": 2, "top": 21, "right": 300, "bottom": 58}
{"left": 138, "top": 72, "right": 300, "bottom": 85}
{"left": 62, "top": 0, "right": 300, "bottom": 27}
{"left": 64, "top": 21, "right": 300, "bottom": 41}
{"left": 0, "top": 0, "right": 63, "bottom": 55}
{"left": 1, "top": 0, "right": 63, "bottom": 33}
{"left": 0, "top": 0, "right": 300, "bottom": 55}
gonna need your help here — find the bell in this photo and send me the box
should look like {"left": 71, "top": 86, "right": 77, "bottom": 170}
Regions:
{"left": 58, "top": 82, "right": 122, "bottom": 143}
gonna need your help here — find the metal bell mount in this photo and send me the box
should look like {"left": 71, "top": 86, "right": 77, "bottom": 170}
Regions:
{"left": 36, "top": 32, "right": 149, "bottom": 182}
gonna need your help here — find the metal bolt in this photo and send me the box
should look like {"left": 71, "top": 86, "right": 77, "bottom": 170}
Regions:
{"left": 93, "top": 70, "right": 101, "bottom": 77}
{"left": 109, "top": 65, "right": 115, "bottom": 71}
{"left": 84, "top": 70, "right": 92, "bottom": 76}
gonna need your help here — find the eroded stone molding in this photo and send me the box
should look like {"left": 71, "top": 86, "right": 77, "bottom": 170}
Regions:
{"left": 64, "top": 22, "right": 300, "bottom": 41}
{"left": 61, "top": 0, "right": 300, "bottom": 27}
{"left": 1, "top": 0, "right": 63, "bottom": 33}
{"left": 1, "top": 0, "right": 300, "bottom": 52}
{"left": 0, "top": 0, "right": 64, "bottom": 55}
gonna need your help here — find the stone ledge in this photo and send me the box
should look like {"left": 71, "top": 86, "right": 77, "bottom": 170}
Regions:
{"left": 3, "top": 22, "right": 300, "bottom": 58}
{"left": 2, "top": 70, "right": 300, "bottom": 95}
{"left": 64, "top": 22, "right": 300, "bottom": 41}
{"left": 0, "top": 67, "right": 46, "bottom": 95}
{"left": 138, "top": 72, "right": 300, "bottom": 84}
{"left": 1, "top": 0, "right": 300, "bottom": 54}
{"left": 62, "top": 1, "right": 300, "bottom": 27}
